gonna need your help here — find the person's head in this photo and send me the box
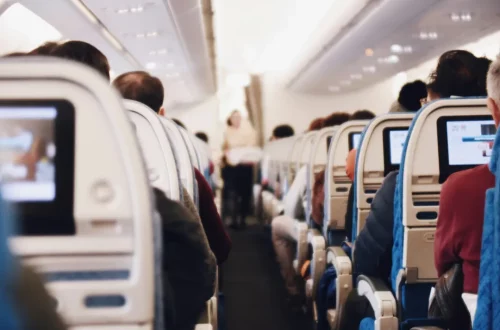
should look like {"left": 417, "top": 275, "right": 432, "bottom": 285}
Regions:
{"left": 487, "top": 56, "right": 500, "bottom": 128}
{"left": 227, "top": 110, "right": 242, "bottom": 128}
{"left": 323, "top": 112, "right": 351, "bottom": 128}
{"left": 113, "top": 71, "right": 165, "bottom": 114}
{"left": 50, "top": 41, "right": 110, "bottom": 81}
{"left": 271, "top": 124, "right": 294, "bottom": 140}
{"left": 428, "top": 50, "right": 488, "bottom": 99}
{"left": 29, "top": 42, "right": 59, "bottom": 56}
{"left": 172, "top": 118, "right": 186, "bottom": 129}
{"left": 351, "top": 109, "right": 375, "bottom": 120}
{"left": 425, "top": 84, "right": 440, "bottom": 104}
{"left": 398, "top": 80, "right": 428, "bottom": 111}
{"left": 195, "top": 132, "right": 209, "bottom": 143}
{"left": 308, "top": 118, "right": 324, "bottom": 131}
{"left": 30, "top": 137, "right": 48, "bottom": 160}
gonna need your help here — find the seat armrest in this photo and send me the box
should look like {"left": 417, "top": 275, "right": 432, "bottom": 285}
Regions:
{"left": 356, "top": 275, "right": 397, "bottom": 318}
{"left": 327, "top": 247, "right": 351, "bottom": 275}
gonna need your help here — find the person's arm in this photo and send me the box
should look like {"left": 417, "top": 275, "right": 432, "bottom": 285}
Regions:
{"left": 346, "top": 149, "right": 357, "bottom": 182}
{"left": 194, "top": 169, "right": 232, "bottom": 265}
{"left": 434, "top": 176, "right": 459, "bottom": 277}
{"left": 353, "top": 171, "right": 398, "bottom": 278}
{"left": 311, "top": 170, "right": 325, "bottom": 226}
{"left": 153, "top": 188, "right": 216, "bottom": 329}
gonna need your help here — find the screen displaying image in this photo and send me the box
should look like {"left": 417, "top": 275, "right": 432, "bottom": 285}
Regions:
{"left": 0, "top": 107, "right": 56, "bottom": 201}
{"left": 446, "top": 120, "right": 495, "bottom": 166}
{"left": 350, "top": 133, "right": 361, "bottom": 150}
{"left": 389, "top": 130, "right": 408, "bottom": 165}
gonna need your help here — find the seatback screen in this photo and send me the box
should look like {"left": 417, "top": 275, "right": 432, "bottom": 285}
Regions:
{"left": 349, "top": 132, "right": 361, "bottom": 150}
{"left": 0, "top": 101, "right": 75, "bottom": 236}
{"left": 437, "top": 115, "right": 495, "bottom": 183}
{"left": 383, "top": 127, "right": 409, "bottom": 175}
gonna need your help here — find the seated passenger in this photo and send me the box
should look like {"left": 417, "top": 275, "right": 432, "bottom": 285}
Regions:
{"left": 112, "top": 71, "right": 232, "bottom": 265}
{"left": 48, "top": 45, "right": 216, "bottom": 328}
{"left": 389, "top": 80, "right": 427, "bottom": 113}
{"left": 271, "top": 117, "right": 324, "bottom": 309}
{"left": 434, "top": 55, "right": 496, "bottom": 294}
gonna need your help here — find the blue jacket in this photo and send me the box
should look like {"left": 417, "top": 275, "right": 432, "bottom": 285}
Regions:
{"left": 353, "top": 170, "right": 398, "bottom": 283}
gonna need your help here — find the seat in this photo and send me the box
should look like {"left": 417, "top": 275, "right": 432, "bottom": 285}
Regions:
{"left": 357, "top": 98, "right": 491, "bottom": 330}
{"left": 126, "top": 100, "right": 182, "bottom": 201}
{"left": 352, "top": 114, "right": 413, "bottom": 242}
{"left": 1, "top": 58, "right": 155, "bottom": 329}
{"left": 160, "top": 117, "right": 198, "bottom": 204}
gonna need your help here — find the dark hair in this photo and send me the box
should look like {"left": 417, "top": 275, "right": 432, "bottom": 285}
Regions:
{"left": 195, "top": 132, "right": 209, "bottom": 143}
{"left": 3, "top": 52, "right": 27, "bottom": 57}
{"left": 113, "top": 71, "right": 164, "bottom": 112}
{"left": 227, "top": 110, "right": 240, "bottom": 127}
{"left": 428, "top": 50, "right": 488, "bottom": 98}
{"left": 50, "top": 41, "right": 110, "bottom": 80}
{"left": 323, "top": 112, "right": 351, "bottom": 127}
{"left": 351, "top": 109, "right": 375, "bottom": 120}
{"left": 272, "top": 124, "right": 294, "bottom": 139}
{"left": 172, "top": 118, "right": 186, "bottom": 129}
{"left": 308, "top": 118, "right": 324, "bottom": 131}
{"left": 29, "top": 42, "right": 59, "bottom": 56}
{"left": 398, "top": 80, "right": 427, "bottom": 111}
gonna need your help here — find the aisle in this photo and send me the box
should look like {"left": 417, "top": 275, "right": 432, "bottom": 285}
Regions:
{"left": 222, "top": 223, "right": 313, "bottom": 330}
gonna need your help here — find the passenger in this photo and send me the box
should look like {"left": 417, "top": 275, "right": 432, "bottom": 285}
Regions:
{"left": 49, "top": 41, "right": 111, "bottom": 81}
{"left": 113, "top": 71, "right": 231, "bottom": 264}
{"left": 271, "top": 124, "right": 295, "bottom": 140}
{"left": 195, "top": 132, "right": 209, "bottom": 143}
{"left": 222, "top": 110, "right": 258, "bottom": 229}
{"left": 28, "top": 42, "right": 59, "bottom": 55}
{"left": 389, "top": 80, "right": 427, "bottom": 112}
{"left": 434, "top": 56, "right": 496, "bottom": 294}
{"left": 338, "top": 51, "right": 491, "bottom": 329}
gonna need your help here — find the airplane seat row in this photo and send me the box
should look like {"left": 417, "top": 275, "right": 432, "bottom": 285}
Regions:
{"left": 0, "top": 57, "right": 216, "bottom": 330}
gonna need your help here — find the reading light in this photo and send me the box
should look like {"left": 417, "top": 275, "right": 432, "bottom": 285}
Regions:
{"left": 391, "top": 44, "right": 403, "bottom": 53}
{"left": 365, "top": 48, "right": 374, "bottom": 57}
{"left": 403, "top": 46, "right": 413, "bottom": 53}
{"left": 350, "top": 74, "right": 363, "bottom": 80}
{"left": 451, "top": 12, "right": 472, "bottom": 22}
{"left": 328, "top": 86, "right": 340, "bottom": 92}
{"left": 340, "top": 80, "right": 351, "bottom": 86}
{"left": 428, "top": 32, "right": 438, "bottom": 40}
{"left": 419, "top": 32, "right": 438, "bottom": 40}
{"left": 117, "top": 8, "right": 129, "bottom": 14}
{"left": 378, "top": 55, "right": 399, "bottom": 64}
{"left": 363, "top": 66, "right": 376, "bottom": 73}
{"left": 146, "top": 31, "right": 158, "bottom": 37}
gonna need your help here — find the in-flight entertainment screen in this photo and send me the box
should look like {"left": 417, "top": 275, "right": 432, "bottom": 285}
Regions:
{"left": 437, "top": 115, "right": 495, "bottom": 183}
{"left": 0, "top": 100, "right": 75, "bottom": 236}
{"left": 383, "top": 127, "right": 409, "bottom": 175}
{"left": 349, "top": 132, "right": 361, "bottom": 150}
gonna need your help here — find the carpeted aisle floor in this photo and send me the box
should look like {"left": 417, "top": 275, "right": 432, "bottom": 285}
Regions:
{"left": 221, "top": 223, "right": 313, "bottom": 330}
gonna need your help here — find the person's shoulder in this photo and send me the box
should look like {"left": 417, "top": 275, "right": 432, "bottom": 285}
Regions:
{"left": 445, "top": 164, "right": 493, "bottom": 191}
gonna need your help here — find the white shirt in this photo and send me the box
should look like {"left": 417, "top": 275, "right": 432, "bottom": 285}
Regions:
{"left": 283, "top": 165, "right": 307, "bottom": 219}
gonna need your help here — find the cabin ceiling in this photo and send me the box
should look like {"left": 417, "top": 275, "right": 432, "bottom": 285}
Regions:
{"left": 287, "top": 0, "right": 500, "bottom": 94}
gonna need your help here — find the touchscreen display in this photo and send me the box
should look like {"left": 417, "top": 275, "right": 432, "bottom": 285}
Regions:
{"left": 446, "top": 120, "right": 495, "bottom": 165}
{"left": 389, "top": 129, "right": 408, "bottom": 165}
{"left": 349, "top": 133, "right": 361, "bottom": 150}
{"left": 0, "top": 107, "right": 56, "bottom": 201}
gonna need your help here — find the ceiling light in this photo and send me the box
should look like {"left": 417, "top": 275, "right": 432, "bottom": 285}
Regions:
{"left": 157, "top": 49, "right": 168, "bottom": 55}
{"left": 419, "top": 32, "right": 429, "bottom": 40}
{"left": 362, "top": 66, "right": 376, "bottom": 73}
{"left": 166, "top": 72, "right": 179, "bottom": 78}
{"left": 419, "top": 32, "right": 438, "bottom": 40}
{"left": 145, "top": 62, "right": 157, "bottom": 69}
{"left": 350, "top": 74, "right": 363, "bottom": 80}
{"left": 146, "top": 31, "right": 158, "bottom": 37}
{"left": 149, "top": 50, "right": 157, "bottom": 55}
{"left": 460, "top": 13, "right": 472, "bottom": 21}
{"left": 117, "top": 8, "right": 129, "bottom": 14}
{"left": 167, "top": 62, "right": 175, "bottom": 68}
{"left": 391, "top": 44, "right": 403, "bottom": 53}
{"left": 428, "top": 32, "right": 438, "bottom": 40}
{"left": 328, "top": 86, "right": 340, "bottom": 92}
{"left": 136, "top": 33, "right": 145, "bottom": 38}
{"left": 365, "top": 48, "right": 374, "bottom": 57}
{"left": 403, "top": 46, "right": 413, "bottom": 53}
{"left": 451, "top": 13, "right": 460, "bottom": 22}
{"left": 340, "top": 80, "right": 351, "bottom": 86}
{"left": 378, "top": 55, "right": 399, "bottom": 64}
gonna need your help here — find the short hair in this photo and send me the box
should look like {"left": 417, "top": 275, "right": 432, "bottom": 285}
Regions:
{"left": 351, "top": 109, "right": 375, "bottom": 120}
{"left": 29, "top": 42, "right": 59, "bottom": 55}
{"left": 428, "top": 50, "right": 488, "bottom": 98}
{"left": 272, "top": 124, "right": 294, "bottom": 139}
{"left": 323, "top": 112, "right": 351, "bottom": 128}
{"left": 398, "top": 80, "right": 428, "bottom": 111}
{"left": 487, "top": 56, "right": 500, "bottom": 104}
{"left": 308, "top": 118, "right": 324, "bottom": 131}
{"left": 50, "top": 41, "right": 110, "bottom": 80}
{"left": 113, "top": 71, "right": 164, "bottom": 112}
{"left": 172, "top": 118, "right": 186, "bottom": 129}
{"left": 195, "top": 132, "right": 209, "bottom": 143}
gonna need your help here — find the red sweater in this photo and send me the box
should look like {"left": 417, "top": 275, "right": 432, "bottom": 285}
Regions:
{"left": 194, "top": 169, "right": 232, "bottom": 265}
{"left": 435, "top": 164, "right": 494, "bottom": 293}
